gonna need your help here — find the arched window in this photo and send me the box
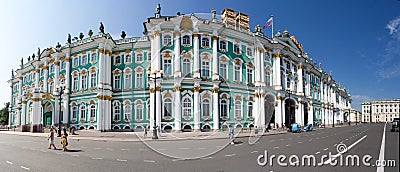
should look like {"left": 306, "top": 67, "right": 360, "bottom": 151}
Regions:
{"left": 90, "top": 72, "right": 97, "bottom": 88}
{"left": 60, "top": 61, "right": 66, "bottom": 70}
{"left": 182, "top": 97, "right": 192, "bottom": 117}
{"left": 125, "top": 73, "right": 132, "bottom": 90}
{"left": 114, "top": 74, "right": 121, "bottom": 89}
{"left": 201, "top": 60, "right": 210, "bottom": 77}
{"left": 115, "top": 56, "right": 121, "bottom": 65}
{"left": 91, "top": 53, "right": 97, "bottom": 62}
{"left": 266, "top": 71, "right": 271, "bottom": 86}
{"left": 113, "top": 102, "right": 121, "bottom": 120}
{"left": 201, "top": 37, "right": 210, "bottom": 47}
{"left": 248, "top": 101, "right": 253, "bottom": 118}
{"left": 135, "top": 72, "right": 143, "bottom": 88}
{"left": 182, "top": 58, "right": 191, "bottom": 78}
{"left": 49, "top": 82, "right": 54, "bottom": 93}
{"left": 182, "top": 35, "right": 190, "bottom": 45}
{"left": 202, "top": 99, "right": 210, "bottom": 117}
{"left": 219, "top": 41, "right": 227, "bottom": 51}
{"left": 163, "top": 58, "right": 172, "bottom": 76}
{"left": 246, "top": 47, "right": 252, "bottom": 57}
{"left": 234, "top": 44, "right": 240, "bottom": 54}
{"left": 81, "top": 74, "right": 87, "bottom": 90}
{"left": 219, "top": 61, "right": 227, "bottom": 79}
{"left": 90, "top": 104, "right": 96, "bottom": 120}
{"left": 136, "top": 54, "right": 143, "bottom": 62}
{"left": 82, "top": 55, "right": 88, "bottom": 65}
{"left": 125, "top": 54, "right": 132, "bottom": 63}
{"left": 135, "top": 104, "right": 143, "bottom": 120}
{"left": 164, "top": 35, "right": 172, "bottom": 45}
{"left": 247, "top": 67, "right": 253, "bottom": 84}
{"left": 72, "top": 106, "right": 78, "bottom": 119}
{"left": 124, "top": 104, "right": 132, "bottom": 121}
{"left": 80, "top": 104, "right": 86, "bottom": 120}
{"left": 234, "top": 64, "right": 241, "bottom": 81}
{"left": 234, "top": 100, "right": 242, "bottom": 118}
{"left": 220, "top": 99, "right": 228, "bottom": 117}
{"left": 163, "top": 98, "right": 172, "bottom": 117}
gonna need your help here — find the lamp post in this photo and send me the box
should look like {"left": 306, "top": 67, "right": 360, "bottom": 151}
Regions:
{"left": 56, "top": 86, "right": 64, "bottom": 137}
{"left": 286, "top": 90, "right": 293, "bottom": 130}
{"left": 148, "top": 71, "right": 163, "bottom": 139}
{"left": 332, "top": 107, "right": 335, "bottom": 128}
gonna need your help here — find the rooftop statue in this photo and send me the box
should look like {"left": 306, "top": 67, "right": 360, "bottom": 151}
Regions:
{"left": 88, "top": 29, "right": 93, "bottom": 37}
{"left": 20, "top": 57, "right": 23, "bottom": 66}
{"left": 99, "top": 22, "right": 104, "bottom": 33}
{"left": 67, "top": 34, "right": 71, "bottom": 44}
{"left": 32, "top": 53, "right": 35, "bottom": 60}
{"left": 79, "top": 32, "right": 84, "bottom": 40}
{"left": 121, "top": 31, "right": 126, "bottom": 39}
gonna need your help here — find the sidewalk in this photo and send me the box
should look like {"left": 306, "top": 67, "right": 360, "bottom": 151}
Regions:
{"left": 0, "top": 128, "right": 289, "bottom": 142}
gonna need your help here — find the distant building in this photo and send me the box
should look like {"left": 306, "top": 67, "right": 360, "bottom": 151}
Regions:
{"left": 349, "top": 109, "right": 361, "bottom": 123}
{"left": 361, "top": 99, "right": 400, "bottom": 123}
{"left": 7, "top": 5, "right": 351, "bottom": 132}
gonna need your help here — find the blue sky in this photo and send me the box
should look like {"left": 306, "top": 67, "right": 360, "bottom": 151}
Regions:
{"left": 1, "top": 0, "right": 399, "bottom": 110}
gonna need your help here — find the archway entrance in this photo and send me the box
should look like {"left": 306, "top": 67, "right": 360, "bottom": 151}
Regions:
{"left": 284, "top": 99, "right": 296, "bottom": 127}
{"left": 264, "top": 95, "right": 275, "bottom": 129}
{"left": 43, "top": 102, "right": 53, "bottom": 128}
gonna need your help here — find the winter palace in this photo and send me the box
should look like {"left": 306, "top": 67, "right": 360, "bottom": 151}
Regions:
{"left": 8, "top": 5, "right": 351, "bottom": 132}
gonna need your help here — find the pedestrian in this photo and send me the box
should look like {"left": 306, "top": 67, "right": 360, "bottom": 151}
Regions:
{"left": 229, "top": 126, "right": 235, "bottom": 145}
{"left": 144, "top": 126, "right": 148, "bottom": 138}
{"left": 254, "top": 126, "right": 259, "bottom": 137}
{"left": 61, "top": 128, "right": 68, "bottom": 152}
{"left": 48, "top": 128, "right": 57, "bottom": 150}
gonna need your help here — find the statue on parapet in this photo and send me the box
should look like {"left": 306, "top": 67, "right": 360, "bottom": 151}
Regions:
{"left": 67, "top": 34, "right": 71, "bottom": 44}
{"left": 99, "top": 22, "right": 104, "bottom": 33}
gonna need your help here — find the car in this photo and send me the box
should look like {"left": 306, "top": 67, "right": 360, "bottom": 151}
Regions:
{"left": 304, "top": 124, "right": 313, "bottom": 132}
{"left": 391, "top": 118, "right": 399, "bottom": 132}
{"left": 291, "top": 123, "right": 302, "bottom": 133}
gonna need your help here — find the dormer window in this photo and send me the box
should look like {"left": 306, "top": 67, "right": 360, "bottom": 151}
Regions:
{"left": 163, "top": 35, "right": 172, "bottom": 46}
{"left": 81, "top": 55, "right": 88, "bottom": 65}
{"left": 201, "top": 37, "right": 210, "bottom": 48}
{"left": 246, "top": 47, "right": 252, "bottom": 57}
{"left": 219, "top": 41, "right": 227, "bottom": 51}
{"left": 115, "top": 56, "right": 121, "bottom": 65}
{"left": 136, "top": 53, "right": 143, "bottom": 63}
{"left": 125, "top": 54, "right": 132, "bottom": 63}
{"left": 182, "top": 35, "right": 191, "bottom": 46}
{"left": 234, "top": 44, "right": 241, "bottom": 54}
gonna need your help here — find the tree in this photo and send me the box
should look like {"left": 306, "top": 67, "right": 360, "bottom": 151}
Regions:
{"left": 0, "top": 102, "right": 10, "bottom": 125}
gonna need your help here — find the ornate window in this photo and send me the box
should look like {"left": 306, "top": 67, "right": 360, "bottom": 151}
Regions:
{"left": 219, "top": 61, "right": 227, "bottom": 79}
{"left": 49, "top": 82, "right": 54, "bottom": 93}
{"left": 163, "top": 98, "right": 172, "bottom": 117}
{"left": 163, "top": 58, "right": 172, "bottom": 76}
{"left": 60, "top": 61, "right": 66, "bottom": 70}
{"left": 147, "top": 53, "right": 151, "bottom": 61}
{"left": 125, "top": 54, "right": 132, "bottom": 63}
{"left": 135, "top": 103, "right": 143, "bottom": 120}
{"left": 90, "top": 104, "right": 96, "bottom": 120}
{"left": 247, "top": 67, "right": 253, "bottom": 84}
{"left": 234, "top": 64, "right": 241, "bottom": 82}
{"left": 220, "top": 99, "right": 228, "bottom": 118}
{"left": 115, "top": 56, "right": 121, "bottom": 65}
{"left": 219, "top": 40, "right": 227, "bottom": 51}
{"left": 234, "top": 100, "right": 242, "bottom": 118}
{"left": 81, "top": 74, "right": 87, "bottom": 90}
{"left": 182, "top": 35, "right": 191, "bottom": 45}
{"left": 182, "top": 97, "right": 192, "bottom": 118}
{"left": 135, "top": 72, "right": 143, "bottom": 88}
{"left": 40, "top": 69, "right": 44, "bottom": 77}
{"left": 113, "top": 101, "right": 121, "bottom": 121}
{"left": 246, "top": 47, "right": 252, "bottom": 57}
{"left": 201, "top": 59, "right": 210, "bottom": 78}
{"left": 73, "top": 57, "right": 79, "bottom": 67}
{"left": 81, "top": 55, "right": 88, "bottom": 65}
{"left": 91, "top": 53, "right": 97, "bottom": 62}
{"left": 182, "top": 58, "right": 191, "bottom": 78}
{"left": 248, "top": 101, "right": 253, "bottom": 118}
{"left": 266, "top": 70, "right": 271, "bottom": 86}
{"left": 136, "top": 54, "right": 143, "bottom": 63}
{"left": 72, "top": 106, "right": 78, "bottom": 119}
{"left": 124, "top": 103, "right": 132, "bottom": 121}
{"left": 50, "top": 64, "right": 55, "bottom": 73}
{"left": 201, "top": 37, "right": 210, "bottom": 47}
{"left": 90, "top": 73, "right": 97, "bottom": 88}
{"left": 202, "top": 99, "right": 210, "bottom": 117}
{"left": 163, "top": 35, "right": 172, "bottom": 46}
{"left": 234, "top": 44, "right": 241, "bottom": 54}
{"left": 125, "top": 73, "right": 132, "bottom": 90}
{"left": 73, "top": 76, "right": 79, "bottom": 91}
{"left": 114, "top": 74, "right": 121, "bottom": 90}
{"left": 80, "top": 104, "right": 86, "bottom": 120}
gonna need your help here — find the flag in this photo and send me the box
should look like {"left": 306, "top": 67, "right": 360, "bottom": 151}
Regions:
{"left": 263, "top": 16, "right": 273, "bottom": 29}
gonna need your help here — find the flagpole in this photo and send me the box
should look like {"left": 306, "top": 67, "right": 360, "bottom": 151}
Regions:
{"left": 271, "top": 15, "right": 274, "bottom": 38}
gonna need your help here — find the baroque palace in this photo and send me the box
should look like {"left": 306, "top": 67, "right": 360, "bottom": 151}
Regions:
{"left": 8, "top": 5, "right": 351, "bottom": 132}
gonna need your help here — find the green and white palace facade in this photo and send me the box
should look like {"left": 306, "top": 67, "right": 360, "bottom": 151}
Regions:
{"left": 7, "top": 6, "right": 351, "bottom": 132}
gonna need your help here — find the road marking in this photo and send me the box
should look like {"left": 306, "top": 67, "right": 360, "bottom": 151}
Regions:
{"left": 324, "top": 135, "right": 368, "bottom": 165}
{"left": 377, "top": 123, "right": 386, "bottom": 172}
{"left": 198, "top": 147, "right": 206, "bottom": 150}
{"left": 298, "top": 142, "right": 303, "bottom": 144}
{"left": 144, "top": 160, "right": 156, "bottom": 163}
{"left": 225, "top": 154, "right": 236, "bottom": 157}
{"left": 234, "top": 144, "right": 242, "bottom": 147}
{"left": 269, "top": 140, "right": 275, "bottom": 142}
{"left": 324, "top": 148, "right": 329, "bottom": 151}
{"left": 95, "top": 148, "right": 102, "bottom": 150}
{"left": 273, "top": 147, "right": 280, "bottom": 149}
{"left": 285, "top": 144, "right": 291, "bottom": 147}
{"left": 30, "top": 148, "right": 36, "bottom": 151}
{"left": 72, "top": 155, "right": 79, "bottom": 157}
{"left": 116, "top": 159, "right": 127, "bottom": 162}
{"left": 172, "top": 159, "right": 185, "bottom": 162}
{"left": 250, "top": 151, "right": 259, "bottom": 154}
{"left": 333, "top": 144, "right": 337, "bottom": 147}
{"left": 20, "top": 166, "right": 30, "bottom": 170}
{"left": 315, "top": 152, "right": 320, "bottom": 155}
{"left": 179, "top": 148, "right": 189, "bottom": 150}
{"left": 91, "top": 158, "right": 103, "bottom": 160}
{"left": 120, "top": 149, "right": 129, "bottom": 151}
{"left": 346, "top": 139, "right": 349, "bottom": 141}
{"left": 200, "top": 157, "right": 213, "bottom": 160}
{"left": 6, "top": 161, "right": 13, "bottom": 164}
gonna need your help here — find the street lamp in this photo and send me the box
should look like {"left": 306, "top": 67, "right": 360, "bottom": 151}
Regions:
{"left": 148, "top": 70, "right": 163, "bottom": 139}
{"left": 56, "top": 86, "right": 64, "bottom": 137}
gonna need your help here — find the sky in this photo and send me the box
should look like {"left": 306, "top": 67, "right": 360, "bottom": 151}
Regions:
{"left": 0, "top": 0, "right": 399, "bottom": 111}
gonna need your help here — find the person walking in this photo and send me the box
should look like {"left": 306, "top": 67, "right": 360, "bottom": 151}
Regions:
{"left": 254, "top": 126, "right": 259, "bottom": 137}
{"left": 47, "top": 128, "right": 57, "bottom": 150}
{"left": 229, "top": 126, "right": 235, "bottom": 145}
{"left": 61, "top": 128, "right": 68, "bottom": 152}
{"left": 144, "top": 126, "right": 148, "bottom": 138}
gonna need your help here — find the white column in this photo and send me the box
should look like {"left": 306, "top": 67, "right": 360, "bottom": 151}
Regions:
{"left": 149, "top": 86, "right": 155, "bottom": 130}
{"left": 275, "top": 97, "right": 283, "bottom": 128}
{"left": 34, "top": 65, "right": 40, "bottom": 90}
{"left": 174, "top": 31, "right": 181, "bottom": 78}
{"left": 43, "top": 61, "right": 49, "bottom": 93}
{"left": 254, "top": 93, "right": 261, "bottom": 128}
{"left": 21, "top": 100, "right": 26, "bottom": 125}
{"left": 65, "top": 53, "right": 71, "bottom": 93}
{"left": 62, "top": 94, "right": 69, "bottom": 124}
{"left": 193, "top": 84, "right": 200, "bottom": 131}
{"left": 155, "top": 87, "right": 161, "bottom": 128}
{"left": 308, "top": 102, "right": 314, "bottom": 125}
{"left": 193, "top": 34, "right": 200, "bottom": 78}
{"left": 259, "top": 94, "right": 266, "bottom": 128}
{"left": 97, "top": 99, "right": 104, "bottom": 131}
{"left": 272, "top": 50, "right": 282, "bottom": 90}
{"left": 53, "top": 97, "right": 59, "bottom": 126}
{"left": 297, "top": 64, "right": 304, "bottom": 95}
{"left": 15, "top": 103, "right": 21, "bottom": 126}
{"left": 212, "top": 36, "right": 219, "bottom": 80}
{"left": 212, "top": 87, "right": 219, "bottom": 130}
{"left": 254, "top": 48, "right": 262, "bottom": 86}
{"left": 54, "top": 58, "right": 60, "bottom": 91}
{"left": 260, "top": 51, "right": 265, "bottom": 85}
{"left": 31, "top": 93, "right": 42, "bottom": 131}
{"left": 174, "top": 86, "right": 181, "bottom": 131}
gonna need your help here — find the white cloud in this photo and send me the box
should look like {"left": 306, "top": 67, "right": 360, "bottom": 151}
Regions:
{"left": 351, "top": 95, "right": 375, "bottom": 111}
{"left": 386, "top": 16, "right": 400, "bottom": 40}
